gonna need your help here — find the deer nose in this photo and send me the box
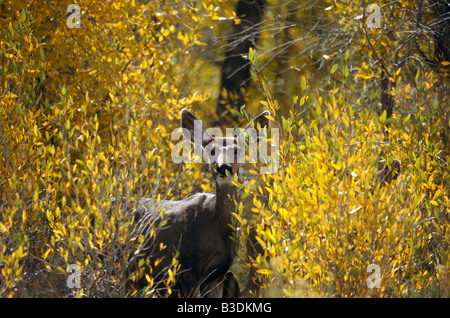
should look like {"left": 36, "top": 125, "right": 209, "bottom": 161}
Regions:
{"left": 216, "top": 165, "right": 233, "bottom": 177}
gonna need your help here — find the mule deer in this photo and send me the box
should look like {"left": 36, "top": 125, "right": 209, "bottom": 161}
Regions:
{"left": 118, "top": 108, "right": 270, "bottom": 297}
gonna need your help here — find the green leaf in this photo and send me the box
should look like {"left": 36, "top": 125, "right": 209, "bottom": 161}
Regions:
{"left": 343, "top": 65, "right": 349, "bottom": 78}
{"left": 330, "top": 64, "right": 338, "bottom": 74}
{"left": 379, "top": 110, "right": 387, "bottom": 123}
{"left": 248, "top": 47, "right": 255, "bottom": 63}
{"left": 8, "top": 22, "right": 14, "bottom": 36}
{"left": 229, "top": 108, "right": 242, "bottom": 118}
{"left": 240, "top": 105, "right": 249, "bottom": 121}
{"left": 431, "top": 95, "right": 438, "bottom": 111}
{"left": 316, "top": 103, "right": 322, "bottom": 116}
{"left": 281, "top": 116, "right": 290, "bottom": 132}
{"left": 384, "top": 117, "right": 394, "bottom": 125}
{"left": 299, "top": 96, "right": 306, "bottom": 106}
{"left": 250, "top": 68, "right": 257, "bottom": 81}
{"left": 402, "top": 114, "right": 411, "bottom": 125}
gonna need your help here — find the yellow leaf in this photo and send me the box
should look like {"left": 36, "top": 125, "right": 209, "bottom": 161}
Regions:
{"left": 257, "top": 269, "right": 273, "bottom": 276}
{"left": 43, "top": 248, "right": 52, "bottom": 260}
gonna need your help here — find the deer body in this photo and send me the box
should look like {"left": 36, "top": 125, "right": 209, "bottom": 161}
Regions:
{"left": 122, "top": 108, "right": 269, "bottom": 297}
{"left": 128, "top": 192, "right": 235, "bottom": 297}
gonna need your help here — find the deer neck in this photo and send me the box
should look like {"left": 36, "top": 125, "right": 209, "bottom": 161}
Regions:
{"left": 214, "top": 180, "right": 237, "bottom": 226}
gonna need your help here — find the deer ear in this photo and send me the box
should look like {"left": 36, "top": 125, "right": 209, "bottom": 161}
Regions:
{"left": 180, "top": 108, "right": 212, "bottom": 147}
{"left": 245, "top": 110, "right": 270, "bottom": 131}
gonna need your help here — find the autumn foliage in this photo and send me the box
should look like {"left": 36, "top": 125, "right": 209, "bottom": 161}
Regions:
{"left": 1, "top": 0, "right": 449, "bottom": 297}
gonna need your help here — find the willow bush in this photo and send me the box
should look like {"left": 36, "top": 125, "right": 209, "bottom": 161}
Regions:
{"left": 0, "top": 0, "right": 226, "bottom": 297}
{"left": 236, "top": 48, "right": 450, "bottom": 298}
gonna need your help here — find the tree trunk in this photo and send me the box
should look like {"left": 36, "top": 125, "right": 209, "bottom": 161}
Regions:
{"left": 431, "top": 0, "right": 450, "bottom": 65}
{"left": 216, "top": 0, "right": 266, "bottom": 125}
{"left": 380, "top": 69, "right": 395, "bottom": 120}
